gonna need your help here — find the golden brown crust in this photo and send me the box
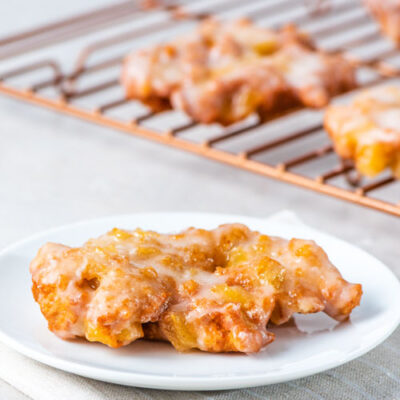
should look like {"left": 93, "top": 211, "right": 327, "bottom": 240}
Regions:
{"left": 324, "top": 86, "right": 400, "bottom": 178}
{"left": 30, "top": 224, "right": 362, "bottom": 353}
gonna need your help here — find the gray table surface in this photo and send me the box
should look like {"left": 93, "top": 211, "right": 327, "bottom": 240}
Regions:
{"left": 1, "top": 1, "right": 399, "bottom": 399}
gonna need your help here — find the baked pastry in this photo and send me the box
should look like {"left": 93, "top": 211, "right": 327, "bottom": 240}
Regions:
{"left": 364, "top": 0, "right": 400, "bottom": 44}
{"left": 30, "top": 223, "right": 362, "bottom": 353}
{"left": 121, "top": 19, "right": 356, "bottom": 125}
{"left": 324, "top": 85, "right": 400, "bottom": 178}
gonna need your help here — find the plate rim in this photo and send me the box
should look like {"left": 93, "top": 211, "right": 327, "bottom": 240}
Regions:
{"left": 0, "top": 211, "right": 399, "bottom": 391}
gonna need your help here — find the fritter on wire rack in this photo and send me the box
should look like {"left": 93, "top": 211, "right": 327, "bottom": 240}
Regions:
{"left": 31, "top": 223, "right": 362, "bottom": 353}
{"left": 324, "top": 85, "right": 400, "bottom": 178}
{"left": 121, "top": 19, "right": 356, "bottom": 125}
{"left": 364, "top": 0, "right": 400, "bottom": 44}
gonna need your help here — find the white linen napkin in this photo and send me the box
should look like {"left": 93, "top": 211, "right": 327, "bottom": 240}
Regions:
{"left": 0, "top": 211, "right": 310, "bottom": 400}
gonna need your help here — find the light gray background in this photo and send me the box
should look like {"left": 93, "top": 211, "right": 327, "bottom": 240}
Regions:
{"left": 0, "top": 1, "right": 399, "bottom": 399}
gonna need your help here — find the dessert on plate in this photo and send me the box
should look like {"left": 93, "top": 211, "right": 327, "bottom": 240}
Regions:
{"left": 324, "top": 85, "right": 400, "bottom": 178}
{"left": 30, "top": 223, "right": 362, "bottom": 353}
{"left": 121, "top": 18, "right": 356, "bottom": 125}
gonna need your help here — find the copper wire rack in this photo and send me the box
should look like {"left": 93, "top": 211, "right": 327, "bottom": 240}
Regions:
{"left": 0, "top": 0, "right": 400, "bottom": 216}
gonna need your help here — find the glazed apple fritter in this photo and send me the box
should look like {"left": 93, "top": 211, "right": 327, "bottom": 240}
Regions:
{"left": 121, "top": 19, "right": 356, "bottom": 125}
{"left": 324, "top": 85, "right": 400, "bottom": 178}
{"left": 30, "top": 224, "right": 362, "bottom": 353}
{"left": 364, "top": 0, "right": 400, "bottom": 44}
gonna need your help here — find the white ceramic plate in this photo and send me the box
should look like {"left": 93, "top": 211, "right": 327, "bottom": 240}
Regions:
{"left": 0, "top": 212, "right": 399, "bottom": 391}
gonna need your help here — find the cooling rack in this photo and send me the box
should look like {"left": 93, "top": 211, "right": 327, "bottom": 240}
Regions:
{"left": 0, "top": 0, "right": 399, "bottom": 216}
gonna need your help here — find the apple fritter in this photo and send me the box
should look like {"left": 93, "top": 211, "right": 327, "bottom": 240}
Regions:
{"left": 30, "top": 224, "right": 362, "bottom": 353}
{"left": 121, "top": 19, "right": 356, "bottom": 125}
{"left": 364, "top": 0, "right": 400, "bottom": 44}
{"left": 324, "top": 86, "right": 400, "bottom": 178}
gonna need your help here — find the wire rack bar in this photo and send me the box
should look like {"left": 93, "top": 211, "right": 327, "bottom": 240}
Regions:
{"left": 359, "top": 177, "right": 397, "bottom": 194}
{"left": 169, "top": 121, "right": 199, "bottom": 136}
{"left": 0, "top": 1, "right": 140, "bottom": 47}
{"left": 96, "top": 97, "right": 130, "bottom": 113}
{"left": 318, "top": 163, "right": 354, "bottom": 182}
{"left": 206, "top": 121, "right": 263, "bottom": 146}
{"left": 244, "top": 125, "right": 323, "bottom": 157}
{"left": 291, "top": 1, "right": 361, "bottom": 26}
{"left": 0, "top": 60, "right": 61, "bottom": 81}
{"left": 282, "top": 145, "right": 334, "bottom": 169}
